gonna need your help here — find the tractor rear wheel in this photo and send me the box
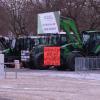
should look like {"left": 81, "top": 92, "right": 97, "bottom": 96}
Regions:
{"left": 66, "top": 52, "right": 82, "bottom": 71}
{"left": 56, "top": 55, "right": 67, "bottom": 71}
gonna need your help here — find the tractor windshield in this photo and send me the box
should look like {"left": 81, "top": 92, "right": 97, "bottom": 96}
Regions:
{"left": 82, "top": 31, "right": 100, "bottom": 43}
{"left": 83, "top": 34, "right": 90, "bottom": 43}
{"left": 45, "top": 34, "right": 67, "bottom": 46}
{"left": 96, "top": 33, "right": 100, "bottom": 40}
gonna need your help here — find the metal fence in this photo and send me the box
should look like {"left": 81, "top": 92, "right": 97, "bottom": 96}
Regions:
{"left": 0, "top": 61, "right": 20, "bottom": 79}
{"left": 75, "top": 57, "right": 100, "bottom": 71}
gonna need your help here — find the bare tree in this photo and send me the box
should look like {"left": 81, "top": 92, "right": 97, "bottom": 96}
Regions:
{"left": 1, "top": 0, "right": 30, "bottom": 37}
{"left": 0, "top": 1, "right": 9, "bottom": 35}
{"left": 0, "top": 0, "right": 99, "bottom": 36}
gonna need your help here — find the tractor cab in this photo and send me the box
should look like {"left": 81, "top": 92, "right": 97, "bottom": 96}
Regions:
{"left": 82, "top": 31, "right": 100, "bottom": 56}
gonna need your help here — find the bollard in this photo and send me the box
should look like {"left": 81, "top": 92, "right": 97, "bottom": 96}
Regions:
{"left": 14, "top": 60, "right": 20, "bottom": 79}
{"left": 14, "top": 60, "right": 20, "bottom": 69}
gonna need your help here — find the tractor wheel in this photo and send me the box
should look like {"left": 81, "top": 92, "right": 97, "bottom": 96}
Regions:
{"left": 34, "top": 54, "right": 43, "bottom": 69}
{"left": 56, "top": 55, "right": 67, "bottom": 71}
{"left": 28, "top": 60, "right": 35, "bottom": 69}
{"left": 34, "top": 53, "right": 48, "bottom": 70}
{"left": 66, "top": 52, "right": 82, "bottom": 71}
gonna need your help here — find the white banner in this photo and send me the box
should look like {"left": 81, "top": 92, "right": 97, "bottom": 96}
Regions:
{"left": 38, "top": 11, "right": 60, "bottom": 34}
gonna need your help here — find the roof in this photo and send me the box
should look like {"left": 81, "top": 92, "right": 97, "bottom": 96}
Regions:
{"left": 85, "top": 30, "right": 100, "bottom": 33}
{"left": 82, "top": 30, "right": 100, "bottom": 34}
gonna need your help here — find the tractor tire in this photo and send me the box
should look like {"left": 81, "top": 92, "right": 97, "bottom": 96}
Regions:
{"left": 28, "top": 60, "right": 35, "bottom": 69}
{"left": 34, "top": 53, "right": 44, "bottom": 69}
{"left": 66, "top": 52, "right": 82, "bottom": 71}
{"left": 34, "top": 53, "right": 48, "bottom": 70}
{"left": 56, "top": 55, "right": 67, "bottom": 71}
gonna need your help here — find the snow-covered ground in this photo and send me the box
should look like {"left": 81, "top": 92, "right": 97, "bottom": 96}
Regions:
{"left": 0, "top": 69, "right": 100, "bottom": 100}
{"left": 4, "top": 68, "right": 100, "bottom": 80}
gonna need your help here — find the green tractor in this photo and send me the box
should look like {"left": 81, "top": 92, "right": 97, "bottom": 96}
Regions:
{"left": 82, "top": 31, "right": 100, "bottom": 56}
{"left": 30, "top": 17, "right": 83, "bottom": 70}
{"left": 30, "top": 17, "right": 100, "bottom": 71}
